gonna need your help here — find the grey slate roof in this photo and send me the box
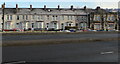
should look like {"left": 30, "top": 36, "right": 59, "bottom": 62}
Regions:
{"left": 4, "top": 8, "right": 16, "bottom": 14}
{"left": 0, "top": 8, "right": 111, "bottom": 15}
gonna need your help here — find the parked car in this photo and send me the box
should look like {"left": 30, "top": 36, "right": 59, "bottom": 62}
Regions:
{"left": 69, "top": 29, "right": 76, "bottom": 32}
{"left": 64, "top": 30, "right": 71, "bottom": 32}
{"left": 3, "top": 29, "right": 18, "bottom": 31}
{"left": 97, "top": 30, "right": 104, "bottom": 31}
{"left": 34, "top": 28, "right": 43, "bottom": 31}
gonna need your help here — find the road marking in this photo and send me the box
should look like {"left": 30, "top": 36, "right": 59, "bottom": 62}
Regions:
{"left": 4, "top": 61, "right": 26, "bottom": 64}
{"left": 100, "top": 51, "right": 114, "bottom": 55}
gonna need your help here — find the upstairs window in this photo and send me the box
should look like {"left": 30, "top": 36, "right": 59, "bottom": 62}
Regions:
{"left": 32, "top": 15, "right": 35, "bottom": 19}
{"left": 38, "top": 15, "right": 40, "bottom": 19}
{"left": 7, "top": 15, "right": 9, "bottom": 20}
{"left": 17, "top": 15, "right": 19, "bottom": 20}
{"left": 56, "top": 16, "right": 58, "bottom": 20}
{"left": 47, "top": 15, "right": 49, "bottom": 20}
{"left": 53, "top": 16, "right": 55, "bottom": 20}
{"left": 62, "top": 16, "right": 64, "bottom": 20}
{"left": 23, "top": 15, "right": 24, "bottom": 20}
{"left": 26, "top": 15, "right": 28, "bottom": 20}
{"left": 10, "top": 15, "right": 12, "bottom": 20}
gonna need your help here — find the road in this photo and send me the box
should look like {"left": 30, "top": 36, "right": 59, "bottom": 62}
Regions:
{"left": 2, "top": 33, "right": 119, "bottom": 41}
{"left": 2, "top": 33, "right": 119, "bottom": 63}
{"left": 2, "top": 40, "right": 118, "bottom": 62}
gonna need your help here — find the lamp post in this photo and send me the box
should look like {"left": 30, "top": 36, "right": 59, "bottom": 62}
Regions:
{"left": 2, "top": 3, "right": 5, "bottom": 32}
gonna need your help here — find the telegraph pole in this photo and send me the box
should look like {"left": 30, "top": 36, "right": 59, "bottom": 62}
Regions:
{"left": 2, "top": 3, "right": 5, "bottom": 32}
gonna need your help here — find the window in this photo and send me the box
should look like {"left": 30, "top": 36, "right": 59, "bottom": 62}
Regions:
{"left": 47, "top": 15, "right": 49, "bottom": 20}
{"left": 32, "top": 23, "right": 34, "bottom": 28}
{"left": 56, "top": 16, "right": 58, "bottom": 20}
{"left": 94, "top": 15, "right": 97, "bottom": 21}
{"left": 41, "top": 15, "right": 43, "bottom": 20}
{"left": 32, "top": 15, "right": 35, "bottom": 19}
{"left": 61, "top": 23, "right": 64, "bottom": 29}
{"left": 5, "top": 22, "right": 11, "bottom": 29}
{"left": 26, "top": 15, "right": 28, "bottom": 20}
{"left": 53, "top": 16, "right": 55, "bottom": 20}
{"left": 10, "top": 15, "right": 12, "bottom": 20}
{"left": 17, "top": 15, "right": 19, "bottom": 20}
{"left": 97, "top": 16, "right": 100, "bottom": 21}
{"left": 46, "top": 23, "right": 49, "bottom": 28}
{"left": 53, "top": 23, "right": 57, "bottom": 29}
{"left": 111, "top": 16, "right": 115, "bottom": 21}
{"left": 108, "top": 16, "right": 111, "bottom": 21}
{"left": 62, "top": 16, "right": 64, "bottom": 20}
{"left": 71, "top": 16, "right": 72, "bottom": 20}
{"left": 94, "top": 24, "right": 101, "bottom": 30}
{"left": 23, "top": 15, "right": 24, "bottom": 20}
{"left": 68, "top": 16, "right": 69, "bottom": 20}
{"left": 38, "top": 15, "right": 40, "bottom": 19}
{"left": 7, "top": 15, "right": 9, "bottom": 20}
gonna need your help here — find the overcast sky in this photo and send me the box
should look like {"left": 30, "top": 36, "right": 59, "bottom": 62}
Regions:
{"left": 0, "top": 0, "right": 119, "bottom": 9}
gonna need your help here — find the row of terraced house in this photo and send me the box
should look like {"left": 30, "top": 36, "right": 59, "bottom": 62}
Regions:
{"left": 0, "top": 4, "right": 119, "bottom": 31}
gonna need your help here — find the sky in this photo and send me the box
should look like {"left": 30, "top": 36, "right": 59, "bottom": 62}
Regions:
{"left": 0, "top": 0, "right": 119, "bottom": 9}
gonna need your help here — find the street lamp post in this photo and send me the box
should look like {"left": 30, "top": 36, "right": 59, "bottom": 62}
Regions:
{"left": 2, "top": 3, "right": 5, "bottom": 32}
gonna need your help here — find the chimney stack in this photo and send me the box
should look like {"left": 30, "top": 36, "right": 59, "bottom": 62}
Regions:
{"left": 44, "top": 5, "right": 46, "bottom": 10}
{"left": 30, "top": 5, "right": 32, "bottom": 10}
{"left": 16, "top": 4, "right": 18, "bottom": 9}
{"left": 96, "top": 6, "right": 100, "bottom": 10}
{"left": 1, "top": 3, "right": 5, "bottom": 9}
{"left": 2, "top": 4, "right": 5, "bottom": 9}
{"left": 84, "top": 6, "right": 86, "bottom": 10}
{"left": 16, "top": 4, "right": 18, "bottom": 12}
{"left": 58, "top": 5, "right": 60, "bottom": 10}
{"left": 71, "top": 5, "right": 73, "bottom": 10}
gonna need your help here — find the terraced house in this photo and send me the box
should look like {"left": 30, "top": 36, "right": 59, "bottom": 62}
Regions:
{"left": 0, "top": 4, "right": 119, "bottom": 31}
{"left": 90, "top": 7, "right": 119, "bottom": 31}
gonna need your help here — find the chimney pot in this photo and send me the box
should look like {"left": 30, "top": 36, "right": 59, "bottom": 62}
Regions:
{"left": 16, "top": 4, "right": 18, "bottom": 12}
{"left": 30, "top": 5, "right": 32, "bottom": 10}
{"left": 71, "top": 5, "right": 73, "bottom": 10}
{"left": 16, "top": 4, "right": 18, "bottom": 8}
{"left": 2, "top": 4, "right": 5, "bottom": 8}
{"left": 58, "top": 5, "right": 60, "bottom": 10}
{"left": 1, "top": 3, "right": 5, "bottom": 8}
{"left": 84, "top": 6, "right": 86, "bottom": 10}
{"left": 44, "top": 5, "right": 46, "bottom": 10}
{"left": 96, "top": 6, "right": 101, "bottom": 10}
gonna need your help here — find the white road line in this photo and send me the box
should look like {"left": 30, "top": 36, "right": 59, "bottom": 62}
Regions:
{"left": 100, "top": 51, "right": 114, "bottom": 55}
{"left": 4, "top": 61, "right": 26, "bottom": 64}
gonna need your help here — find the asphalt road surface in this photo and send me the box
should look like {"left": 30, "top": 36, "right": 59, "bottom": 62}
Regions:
{"left": 2, "top": 40, "right": 118, "bottom": 62}
{"left": 2, "top": 33, "right": 119, "bottom": 41}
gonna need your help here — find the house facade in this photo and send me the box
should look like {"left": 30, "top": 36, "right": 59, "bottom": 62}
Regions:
{"left": 0, "top": 4, "right": 119, "bottom": 31}
{"left": 90, "top": 7, "right": 118, "bottom": 31}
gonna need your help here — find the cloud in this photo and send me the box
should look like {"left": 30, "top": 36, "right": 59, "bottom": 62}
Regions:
{"left": 95, "top": 2, "right": 118, "bottom": 8}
